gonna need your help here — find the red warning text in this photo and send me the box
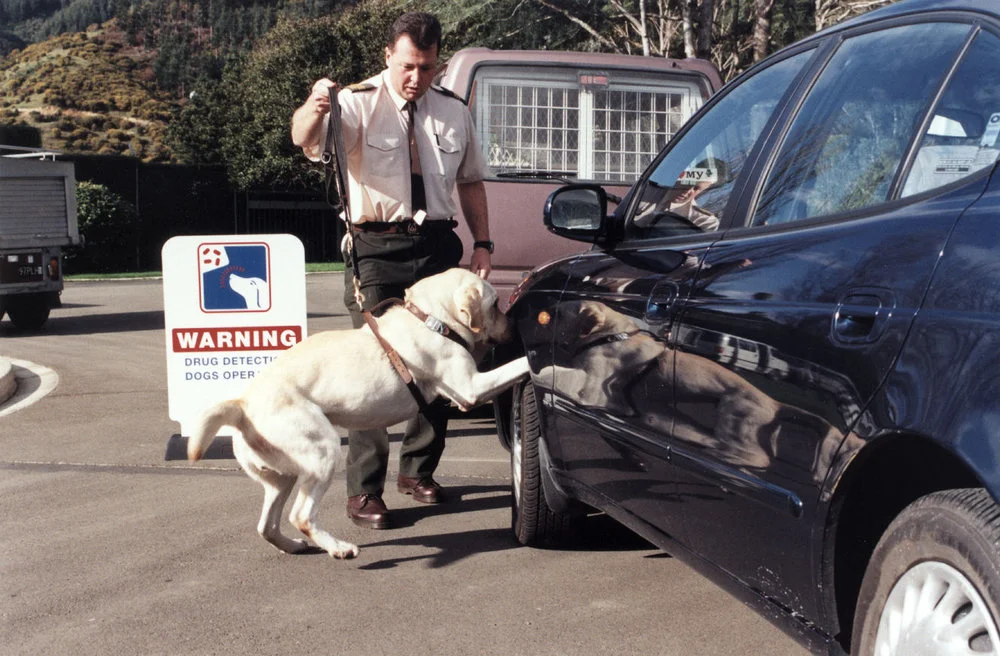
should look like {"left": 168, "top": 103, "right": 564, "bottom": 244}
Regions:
{"left": 172, "top": 326, "right": 302, "bottom": 352}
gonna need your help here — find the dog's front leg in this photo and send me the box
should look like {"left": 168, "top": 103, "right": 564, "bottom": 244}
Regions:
{"left": 438, "top": 356, "right": 530, "bottom": 410}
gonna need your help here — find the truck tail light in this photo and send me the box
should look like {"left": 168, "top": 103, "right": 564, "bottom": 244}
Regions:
{"left": 48, "top": 257, "right": 60, "bottom": 280}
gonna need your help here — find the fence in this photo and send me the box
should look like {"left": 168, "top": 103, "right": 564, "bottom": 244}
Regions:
{"left": 68, "top": 155, "right": 343, "bottom": 272}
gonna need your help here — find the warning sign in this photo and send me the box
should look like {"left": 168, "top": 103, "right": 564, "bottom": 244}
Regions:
{"left": 162, "top": 234, "right": 307, "bottom": 436}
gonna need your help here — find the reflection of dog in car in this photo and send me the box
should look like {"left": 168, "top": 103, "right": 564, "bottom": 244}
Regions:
{"left": 542, "top": 300, "right": 840, "bottom": 475}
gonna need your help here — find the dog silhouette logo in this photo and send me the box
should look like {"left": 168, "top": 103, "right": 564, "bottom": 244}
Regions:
{"left": 198, "top": 243, "right": 271, "bottom": 312}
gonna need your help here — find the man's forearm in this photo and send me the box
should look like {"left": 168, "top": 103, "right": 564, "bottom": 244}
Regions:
{"left": 457, "top": 180, "right": 489, "bottom": 240}
{"left": 291, "top": 103, "right": 324, "bottom": 151}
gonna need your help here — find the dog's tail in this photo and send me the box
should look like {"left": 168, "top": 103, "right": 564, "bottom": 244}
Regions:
{"left": 188, "top": 399, "right": 244, "bottom": 461}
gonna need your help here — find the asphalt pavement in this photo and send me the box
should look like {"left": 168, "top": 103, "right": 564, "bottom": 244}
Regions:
{"left": 0, "top": 274, "right": 807, "bottom": 656}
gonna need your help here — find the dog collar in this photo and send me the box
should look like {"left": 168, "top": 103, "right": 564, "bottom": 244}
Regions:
{"left": 571, "top": 330, "right": 639, "bottom": 357}
{"left": 404, "top": 301, "right": 471, "bottom": 351}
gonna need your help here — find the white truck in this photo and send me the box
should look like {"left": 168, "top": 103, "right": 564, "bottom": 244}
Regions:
{"left": 0, "top": 145, "right": 80, "bottom": 330}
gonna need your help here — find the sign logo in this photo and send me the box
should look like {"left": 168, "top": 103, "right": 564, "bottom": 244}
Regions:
{"left": 198, "top": 242, "right": 271, "bottom": 312}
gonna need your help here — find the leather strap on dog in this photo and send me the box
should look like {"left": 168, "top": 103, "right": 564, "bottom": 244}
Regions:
{"left": 404, "top": 301, "right": 470, "bottom": 351}
{"left": 368, "top": 297, "right": 470, "bottom": 351}
{"left": 571, "top": 330, "right": 641, "bottom": 357}
{"left": 362, "top": 309, "right": 430, "bottom": 413}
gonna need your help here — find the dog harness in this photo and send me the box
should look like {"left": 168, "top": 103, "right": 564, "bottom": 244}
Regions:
{"left": 570, "top": 330, "right": 640, "bottom": 358}
{"left": 361, "top": 299, "right": 471, "bottom": 414}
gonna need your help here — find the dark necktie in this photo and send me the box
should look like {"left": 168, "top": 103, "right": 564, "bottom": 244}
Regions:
{"left": 405, "top": 101, "right": 426, "bottom": 212}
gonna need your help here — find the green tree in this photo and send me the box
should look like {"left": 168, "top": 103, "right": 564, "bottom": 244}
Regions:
{"left": 165, "top": 74, "right": 231, "bottom": 165}
{"left": 216, "top": 0, "right": 401, "bottom": 190}
{"left": 68, "top": 181, "right": 138, "bottom": 273}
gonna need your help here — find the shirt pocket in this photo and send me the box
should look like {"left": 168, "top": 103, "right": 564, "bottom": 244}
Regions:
{"left": 364, "top": 134, "right": 404, "bottom": 179}
{"left": 434, "top": 132, "right": 462, "bottom": 185}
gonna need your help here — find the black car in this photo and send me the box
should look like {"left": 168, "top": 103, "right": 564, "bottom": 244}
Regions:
{"left": 494, "top": 0, "right": 1000, "bottom": 653}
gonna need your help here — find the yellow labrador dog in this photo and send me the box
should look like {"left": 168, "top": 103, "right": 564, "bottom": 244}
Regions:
{"left": 188, "top": 268, "right": 529, "bottom": 559}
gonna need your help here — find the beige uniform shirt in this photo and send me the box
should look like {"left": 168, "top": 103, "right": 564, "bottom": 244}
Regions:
{"left": 307, "top": 71, "right": 487, "bottom": 224}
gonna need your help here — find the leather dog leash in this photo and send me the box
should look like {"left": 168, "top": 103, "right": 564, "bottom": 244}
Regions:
{"left": 362, "top": 307, "right": 430, "bottom": 413}
{"left": 360, "top": 298, "right": 475, "bottom": 414}
{"left": 320, "top": 85, "right": 365, "bottom": 310}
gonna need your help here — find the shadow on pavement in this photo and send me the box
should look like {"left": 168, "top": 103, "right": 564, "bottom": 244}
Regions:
{"left": 355, "top": 483, "right": 659, "bottom": 570}
{"left": 0, "top": 310, "right": 164, "bottom": 337}
{"left": 359, "top": 526, "right": 516, "bottom": 570}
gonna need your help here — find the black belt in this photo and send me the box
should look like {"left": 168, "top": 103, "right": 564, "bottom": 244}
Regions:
{"left": 356, "top": 219, "right": 456, "bottom": 235}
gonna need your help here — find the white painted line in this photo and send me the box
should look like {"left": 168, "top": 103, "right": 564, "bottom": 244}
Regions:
{"left": 0, "top": 359, "right": 59, "bottom": 418}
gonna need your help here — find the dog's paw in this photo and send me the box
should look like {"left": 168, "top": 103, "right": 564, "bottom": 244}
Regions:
{"left": 331, "top": 542, "right": 360, "bottom": 559}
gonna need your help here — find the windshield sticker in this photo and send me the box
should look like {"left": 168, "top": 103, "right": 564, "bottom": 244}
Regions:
{"left": 678, "top": 167, "right": 719, "bottom": 185}
{"left": 980, "top": 113, "right": 1000, "bottom": 147}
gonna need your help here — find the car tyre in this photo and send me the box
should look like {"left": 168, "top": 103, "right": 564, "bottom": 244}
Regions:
{"left": 852, "top": 488, "right": 1000, "bottom": 655}
{"left": 6, "top": 295, "right": 50, "bottom": 331}
{"left": 511, "top": 381, "right": 571, "bottom": 547}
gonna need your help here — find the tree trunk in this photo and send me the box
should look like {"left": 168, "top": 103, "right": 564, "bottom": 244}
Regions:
{"left": 682, "top": 0, "right": 697, "bottom": 58}
{"left": 639, "top": 0, "right": 650, "bottom": 56}
{"left": 697, "top": 0, "right": 714, "bottom": 59}
{"left": 753, "top": 0, "right": 774, "bottom": 61}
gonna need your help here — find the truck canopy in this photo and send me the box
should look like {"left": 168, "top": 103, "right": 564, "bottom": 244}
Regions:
{"left": 0, "top": 155, "right": 80, "bottom": 249}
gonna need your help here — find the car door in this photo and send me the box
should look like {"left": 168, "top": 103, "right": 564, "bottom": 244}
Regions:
{"left": 664, "top": 19, "right": 1000, "bottom": 619}
{"left": 542, "top": 47, "right": 817, "bottom": 536}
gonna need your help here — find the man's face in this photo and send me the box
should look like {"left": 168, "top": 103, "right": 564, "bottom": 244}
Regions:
{"left": 385, "top": 35, "right": 438, "bottom": 102}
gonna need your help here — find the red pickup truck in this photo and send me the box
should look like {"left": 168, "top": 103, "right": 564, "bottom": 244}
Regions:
{"left": 437, "top": 48, "right": 722, "bottom": 307}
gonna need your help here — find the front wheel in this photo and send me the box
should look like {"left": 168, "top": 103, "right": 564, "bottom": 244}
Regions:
{"left": 511, "top": 381, "right": 571, "bottom": 547}
{"left": 852, "top": 488, "right": 1000, "bottom": 655}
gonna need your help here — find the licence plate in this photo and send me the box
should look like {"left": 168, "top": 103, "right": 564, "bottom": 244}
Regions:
{"left": 1, "top": 253, "right": 45, "bottom": 283}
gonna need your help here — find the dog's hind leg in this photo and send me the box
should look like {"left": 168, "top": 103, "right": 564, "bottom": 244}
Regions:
{"left": 255, "top": 469, "right": 311, "bottom": 554}
{"left": 288, "top": 474, "right": 359, "bottom": 559}
{"left": 233, "top": 437, "right": 310, "bottom": 554}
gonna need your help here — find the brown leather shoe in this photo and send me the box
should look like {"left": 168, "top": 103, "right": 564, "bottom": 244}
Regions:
{"left": 397, "top": 475, "right": 444, "bottom": 504}
{"left": 346, "top": 494, "right": 390, "bottom": 529}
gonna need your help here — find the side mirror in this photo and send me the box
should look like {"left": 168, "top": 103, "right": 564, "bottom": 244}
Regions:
{"left": 543, "top": 184, "right": 608, "bottom": 243}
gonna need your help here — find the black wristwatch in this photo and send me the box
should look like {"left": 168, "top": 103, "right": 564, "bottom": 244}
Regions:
{"left": 473, "top": 240, "right": 494, "bottom": 254}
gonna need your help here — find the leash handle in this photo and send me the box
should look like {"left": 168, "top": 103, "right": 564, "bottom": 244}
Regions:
{"left": 321, "top": 85, "right": 365, "bottom": 310}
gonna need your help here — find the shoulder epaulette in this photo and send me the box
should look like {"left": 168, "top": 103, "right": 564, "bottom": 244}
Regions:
{"left": 346, "top": 82, "right": 376, "bottom": 93}
{"left": 431, "top": 84, "right": 467, "bottom": 105}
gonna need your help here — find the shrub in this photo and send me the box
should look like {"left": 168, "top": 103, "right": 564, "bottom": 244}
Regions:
{"left": 66, "top": 182, "right": 138, "bottom": 273}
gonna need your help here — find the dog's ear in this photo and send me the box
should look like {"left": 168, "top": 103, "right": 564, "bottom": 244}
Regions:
{"left": 575, "top": 302, "right": 606, "bottom": 338}
{"left": 456, "top": 284, "right": 484, "bottom": 333}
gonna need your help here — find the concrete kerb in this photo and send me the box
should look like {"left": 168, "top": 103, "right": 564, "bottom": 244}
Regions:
{"left": 0, "top": 356, "right": 14, "bottom": 404}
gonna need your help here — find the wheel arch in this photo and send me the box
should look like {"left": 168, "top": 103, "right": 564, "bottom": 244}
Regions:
{"left": 823, "top": 431, "right": 986, "bottom": 653}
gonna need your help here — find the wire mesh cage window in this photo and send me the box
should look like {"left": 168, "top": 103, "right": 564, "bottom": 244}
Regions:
{"left": 473, "top": 65, "right": 704, "bottom": 184}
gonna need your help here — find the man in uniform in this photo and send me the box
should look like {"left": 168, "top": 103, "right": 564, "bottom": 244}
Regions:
{"left": 290, "top": 11, "right": 494, "bottom": 529}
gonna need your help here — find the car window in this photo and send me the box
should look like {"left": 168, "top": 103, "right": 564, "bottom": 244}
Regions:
{"left": 627, "top": 50, "right": 813, "bottom": 239}
{"left": 751, "top": 22, "right": 973, "bottom": 227}
{"left": 901, "top": 30, "right": 1000, "bottom": 197}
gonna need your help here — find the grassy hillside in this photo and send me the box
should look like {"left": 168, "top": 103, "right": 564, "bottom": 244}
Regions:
{"left": 0, "top": 21, "right": 178, "bottom": 160}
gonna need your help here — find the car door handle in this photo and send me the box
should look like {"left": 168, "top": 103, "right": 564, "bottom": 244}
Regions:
{"left": 646, "top": 282, "right": 679, "bottom": 321}
{"left": 832, "top": 290, "right": 894, "bottom": 344}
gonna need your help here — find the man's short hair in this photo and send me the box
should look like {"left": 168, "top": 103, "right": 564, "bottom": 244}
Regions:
{"left": 388, "top": 12, "right": 441, "bottom": 53}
